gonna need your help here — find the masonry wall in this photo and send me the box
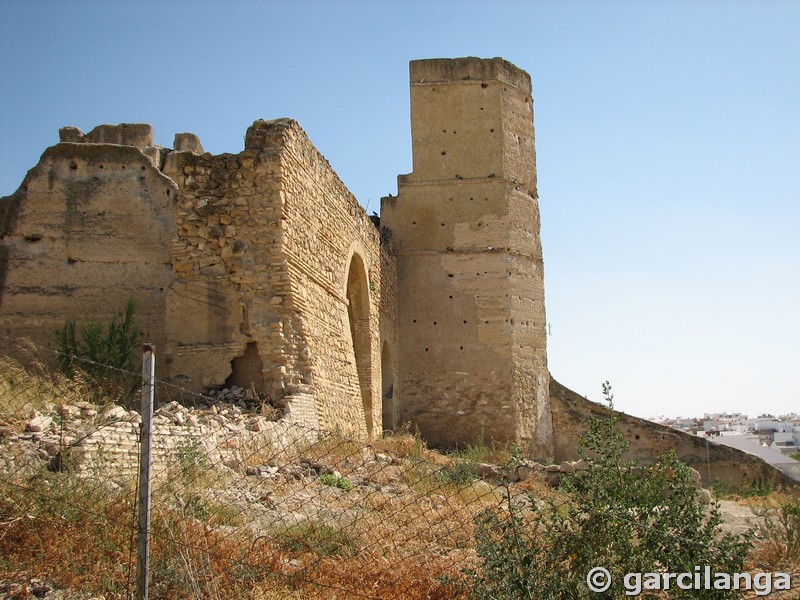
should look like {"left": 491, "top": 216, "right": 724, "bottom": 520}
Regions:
{"left": 257, "top": 120, "right": 391, "bottom": 436}
{"left": 1, "top": 120, "right": 393, "bottom": 438}
{"left": 382, "top": 57, "right": 552, "bottom": 457}
{"left": 159, "top": 118, "right": 390, "bottom": 436}
{"left": 550, "top": 379, "right": 797, "bottom": 488}
{"left": 0, "top": 126, "right": 177, "bottom": 365}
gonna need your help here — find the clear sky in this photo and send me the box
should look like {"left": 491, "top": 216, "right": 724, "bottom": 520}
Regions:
{"left": 1, "top": 1, "right": 798, "bottom": 420}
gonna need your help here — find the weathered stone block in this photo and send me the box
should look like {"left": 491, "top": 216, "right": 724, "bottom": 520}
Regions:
{"left": 174, "top": 132, "right": 204, "bottom": 154}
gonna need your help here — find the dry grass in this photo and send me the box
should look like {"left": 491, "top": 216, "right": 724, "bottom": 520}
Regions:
{"left": 0, "top": 357, "right": 489, "bottom": 598}
{"left": 11, "top": 350, "right": 786, "bottom": 598}
{"left": 745, "top": 492, "right": 800, "bottom": 572}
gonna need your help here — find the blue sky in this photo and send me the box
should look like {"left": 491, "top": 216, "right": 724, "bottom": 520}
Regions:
{"left": 1, "top": 1, "right": 798, "bottom": 419}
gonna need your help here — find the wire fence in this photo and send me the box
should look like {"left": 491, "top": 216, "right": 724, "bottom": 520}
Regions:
{"left": 1, "top": 339, "right": 799, "bottom": 599}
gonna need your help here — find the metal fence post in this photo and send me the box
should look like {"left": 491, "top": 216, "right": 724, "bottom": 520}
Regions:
{"left": 136, "top": 344, "right": 155, "bottom": 600}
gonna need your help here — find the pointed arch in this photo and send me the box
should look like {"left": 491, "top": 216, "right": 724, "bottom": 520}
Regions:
{"left": 345, "top": 251, "right": 373, "bottom": 437}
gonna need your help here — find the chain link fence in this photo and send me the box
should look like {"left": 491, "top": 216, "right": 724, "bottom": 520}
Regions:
{"left": 1, "top": 340, "right": 799, "bottom": 599}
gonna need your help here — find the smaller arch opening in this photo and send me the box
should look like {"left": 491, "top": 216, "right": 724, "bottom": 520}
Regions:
{"left": 381, "top": 341, "right": 395, "bottom": 433}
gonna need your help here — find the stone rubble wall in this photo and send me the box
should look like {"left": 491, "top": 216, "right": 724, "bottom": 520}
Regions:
{"left": 0, "top": 399, "right": 317, "bottom": 483}
{"left": 162, "top": 118, "right": 392, "bottom": 436}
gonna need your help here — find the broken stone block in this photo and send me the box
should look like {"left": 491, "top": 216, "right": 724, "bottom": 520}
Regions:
{"left": 174, "top": 132, "right": 204, "bottom": 154}
{"left": 102, "top": 405, "right": 129, "bottom": 421}
{"left": 59, "top": 126, "right": 84, "bottom": 143}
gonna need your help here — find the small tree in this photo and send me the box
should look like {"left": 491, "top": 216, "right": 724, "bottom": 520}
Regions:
{"left": 56, "top": 299, "right": 142, "bottom": 404}
{"left": 463, "top": 382, "right": 752, "bottom": 599}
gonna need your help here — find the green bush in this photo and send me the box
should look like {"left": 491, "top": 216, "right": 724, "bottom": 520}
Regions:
{"left": 461, "top": 382, "right": 752, "bottom": 599}
{"left": 56, "top": 298, "right": 142, "bottom": 403}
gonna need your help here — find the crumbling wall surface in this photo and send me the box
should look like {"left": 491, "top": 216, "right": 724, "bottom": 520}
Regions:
{"left": 0, "top": 400, "right": 316, "bottom": 482}
{"left": 161, "top": 139, "right": 273, "bottom": 398}
{"left": 382, "top": 57, "right": 552, "bottom": 456}
{"left": 0, "top": 128, "right": 178, "bottom": 366}
{"left": 261, "top": 119, "right": 388, "bottom": 437}
{"left": 549, "top": 379, "right": 796, "bottom": 489}
{"left": 163, "top": 119, "right": 390, "bottom": 436}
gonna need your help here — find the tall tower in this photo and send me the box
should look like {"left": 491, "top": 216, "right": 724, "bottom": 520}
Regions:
{"left": 381, "top": 57, "right": 553, "bottom": 457}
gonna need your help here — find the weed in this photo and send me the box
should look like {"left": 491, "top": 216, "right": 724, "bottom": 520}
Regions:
{"left": 752, "top": 496, "right": 800, "bottom": 569}
{"left": 713, "top": 478, "right": 781, "bottom": 500}
{"left": 277, "top": 521, "right": 359, "bottom": 557}
{"left": 55, "top": 298, "right": 142, "bottom": 405}
{"left": 175, "top": 435, "right": 209, "bottom": 480}
{"left": 319, "top": 473, "right": 353, "bottom": 491}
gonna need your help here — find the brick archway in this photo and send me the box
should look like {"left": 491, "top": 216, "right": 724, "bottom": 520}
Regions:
{"left": 346, "top": 252, "right": 373, "bottom": 437}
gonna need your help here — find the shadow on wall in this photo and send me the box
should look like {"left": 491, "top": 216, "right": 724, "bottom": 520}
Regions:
{"left": 381, "top": 340, "right": 395, "bottom": 432}
{"left": 346, "top": 253, "right": 372, "bottom": 438}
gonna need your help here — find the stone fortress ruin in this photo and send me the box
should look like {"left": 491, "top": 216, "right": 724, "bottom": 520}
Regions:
{"left": 0, "top": 57, "right": 792, "bottom": 486}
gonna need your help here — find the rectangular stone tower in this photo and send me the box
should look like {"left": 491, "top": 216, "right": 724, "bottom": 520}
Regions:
{"left": 381, "top": 57, "right": 553, "bottom": 458}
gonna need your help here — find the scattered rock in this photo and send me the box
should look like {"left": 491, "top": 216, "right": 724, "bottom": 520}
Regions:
{"left": 475, "top": 462, "right": 502, "bottom": 480}
{"left": 516, "top": 465, "right": 535, "bottom": 481}
{"left": 101, "top": 405, "right": 129, "bottom": 421}
{"left": 59, "top": 404, "right": 81, "bottom": 419}
{"left": 27, "top": 414, "right": 52, "bottom": 433}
